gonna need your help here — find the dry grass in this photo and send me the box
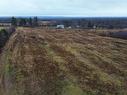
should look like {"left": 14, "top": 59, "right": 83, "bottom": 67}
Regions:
{"left": 0, "top": 28, "right": 127, "bottom": 95}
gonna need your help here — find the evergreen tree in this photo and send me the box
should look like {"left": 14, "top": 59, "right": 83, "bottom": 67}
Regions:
{"left": 87, "top": 22, "right": 93, "bottom": 28}
{"left": 19, "top": 18, "right": 27, "bottom": 26}
{"left": 33, "top": 17, "right": 38, "bottom": 27}
{"left": 11, "top": 17, "right": 17, "bottom": 26}
{"left": 28, "top": 17, "right": 33, "bottom": 27}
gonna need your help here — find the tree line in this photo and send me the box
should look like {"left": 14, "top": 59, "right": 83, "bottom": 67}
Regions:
{"left": 57, "top": 18, "right": 127, "bottom": 29}
{"left": 11, "top": 17, "right": 39, "bottom": 27}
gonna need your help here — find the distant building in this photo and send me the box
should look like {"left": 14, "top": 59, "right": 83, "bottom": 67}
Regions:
{"left": 38, "top": 21, "right": 56, "bottom": 27}
{"left": 68, "top": 26, "right": 72, "bottom": 29}
{"left": 93, "top": 25, "right": 97, "bottom": 29}
{"left": 0, "top": 22, "right": 11, "bottom": 27}
{"left": 76, "top": 25, "right": 80, "bottom": 28}
{"left": 56, "top": 25, "right": 65, "bottom": 29}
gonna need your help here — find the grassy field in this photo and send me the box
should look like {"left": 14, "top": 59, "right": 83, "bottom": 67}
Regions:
{"left": 0, "top": 28, "right": 127, "bottom": 95}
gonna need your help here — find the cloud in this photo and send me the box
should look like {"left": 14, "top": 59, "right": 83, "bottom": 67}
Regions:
{"left": 0, "top": 0, "right": 127, "bottom": 16}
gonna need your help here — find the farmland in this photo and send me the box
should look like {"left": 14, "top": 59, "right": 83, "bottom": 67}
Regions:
{"left": 0, "top": 28, "right": 127, "bottom": 95}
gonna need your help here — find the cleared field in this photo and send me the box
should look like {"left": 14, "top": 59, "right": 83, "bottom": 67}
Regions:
{"left": 0, "top": 28, "right": 127, "bottom": 95}
{"left": 0, "top": 27, "right": 4, "bottom": 30}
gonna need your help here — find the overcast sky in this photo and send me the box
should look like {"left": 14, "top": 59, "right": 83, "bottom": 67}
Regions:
{"left": 0, "top": 0, "right": 127, "bottom": 17}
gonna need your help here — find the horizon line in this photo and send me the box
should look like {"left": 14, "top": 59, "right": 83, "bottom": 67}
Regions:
{"left": 0, "top": 15, "right": 127, "bottom": 18}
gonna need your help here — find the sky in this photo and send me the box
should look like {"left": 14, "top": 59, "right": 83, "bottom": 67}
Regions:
{"left": 0, "top": 0, "right": 127, "bottom": 17}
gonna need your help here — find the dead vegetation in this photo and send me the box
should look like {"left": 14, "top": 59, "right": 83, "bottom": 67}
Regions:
{"left": 0, "top": 28, "right": 127, "bottom": 95}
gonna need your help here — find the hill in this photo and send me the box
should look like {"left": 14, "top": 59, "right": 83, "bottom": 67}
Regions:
{"left": 0, "top": 28, "right": 127, "bottom": 95}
